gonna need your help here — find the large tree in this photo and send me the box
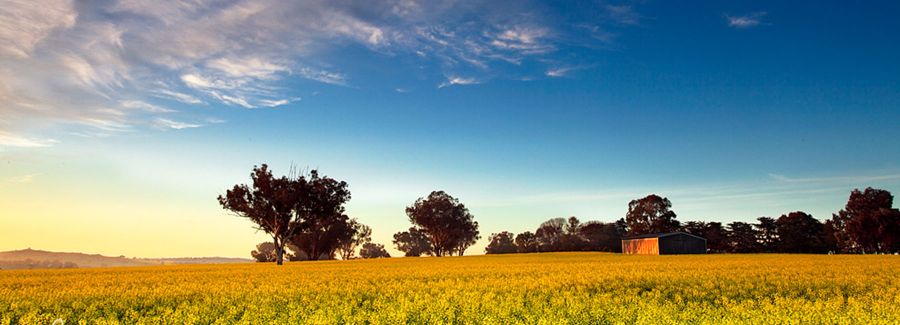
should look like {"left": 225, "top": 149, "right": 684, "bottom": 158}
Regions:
{"left": 624, "top": 194, "right": 680, "bottom": 235}
{"left": 776, "top": 211, "right": 825, "bottom": 253}
{"left": 405, "top": 191, "right": 480, "bottom": 256}
{"left": 392, "top": 227, "right": 433, "bottom": 257}
{"left": 219, "top": 165, "right": 353, "bottom": 264}
{"left": 287, "top": 170, "right": 353, "bottom": 261}
{"left": 485, "top": 231, "right": 518, "bottom": 254}
{"left": 337, "top": 219, "right": 372, "bottom": 260}
{"left": 218, "top": 165, "right": 300, "bottom": 265}
{"left": 831, "top": 188, "right": 900, "bottom": 253}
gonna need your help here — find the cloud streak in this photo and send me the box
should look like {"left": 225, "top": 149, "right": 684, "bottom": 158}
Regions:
{"left": 727, "top": 12, "right": 767, "bottom": 28}
{"left": 154, "top": 118, "right": 202, "bottom": 130}
{"left": 0, "top": 132, "right": 57, "bottom": 148}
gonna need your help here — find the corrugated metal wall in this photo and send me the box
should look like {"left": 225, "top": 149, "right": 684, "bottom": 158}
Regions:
{"left": 658, "top": 234, "right": 706, "bottom": 254}
{"left": 621, "top": 238, "right": 659, "bottom": 255}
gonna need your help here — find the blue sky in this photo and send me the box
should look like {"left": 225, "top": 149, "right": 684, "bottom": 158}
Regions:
{"left": 1, "top": 1, "right": 898, "bottom": 257}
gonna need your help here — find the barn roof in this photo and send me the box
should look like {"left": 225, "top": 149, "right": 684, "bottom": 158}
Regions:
{"left": 622, "top": 232, "right": 706, "bottom": 241}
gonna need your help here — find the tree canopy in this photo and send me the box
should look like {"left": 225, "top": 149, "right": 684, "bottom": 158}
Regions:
{"left": 485, "top": 232, "right": 518, "bottom": 254}
{"left": 405, "top": 191, "right": 480, "bottom": 256}
{"left": 359, "top": 243, "right": 391, "bottom": 259}
{"left": 624, "top": 194, "right": 680, "bottom": 235}
{"left": 832, "top": 187, "right": 900, "bottom": 254}
{"left": 393, "top": 227, "right": 433, "bottom": 257}
{"left": 219, "top": 164, "right": 353, "bottom": 264}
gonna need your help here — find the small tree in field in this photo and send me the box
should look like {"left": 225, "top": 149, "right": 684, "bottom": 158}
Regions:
{"left": 393, "top": 227, "right": 432, "bottom": 257}
{"left": 359, "top": 242, "right": 391, "bottom": 259}
{"left": 485, "top": 231, "right": 518, "bottom": 254}
{"left": 337, "top": 220, "right": 372, "bottom": 260}
{"left": 251, "top": 242, "right": 279, "bottom": 262}
{"left": 515, "top": 231, "right": 539, "bottom": 253}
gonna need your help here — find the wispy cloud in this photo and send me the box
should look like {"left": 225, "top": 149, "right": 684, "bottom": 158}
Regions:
{"left": 605, "top": 5, "right": 640, "bottom": 25}
{"left": 0, "top": 132, "right": 57, "bottom": 148}
{"left": 0, "top": 0, "right": 76, "bottom": 58}
{"left": 120, "top": 100, "right": 174, "bottom": 113}
{"left": 438, "top": 76, "right": 480, "bottom": 88}
{"left": 154, "top": 118, "right": 202, "bottom": 130}
{"left": 727, "top": 12, "right": 767, "bottom": 28}
{"left": 768, "top": 173, "right": 900, "bottom": 184}
{"left": 153, "top": 89, "right": 203, "bottom": 105}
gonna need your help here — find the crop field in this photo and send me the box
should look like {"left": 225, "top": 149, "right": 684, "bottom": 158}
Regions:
{"left": 1, "top": 253, "right": 899, "bottom": 324}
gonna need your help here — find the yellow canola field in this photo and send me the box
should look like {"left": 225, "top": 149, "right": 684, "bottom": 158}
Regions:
{"left": 2, "top": 253, "right": 899, "bottom": 324}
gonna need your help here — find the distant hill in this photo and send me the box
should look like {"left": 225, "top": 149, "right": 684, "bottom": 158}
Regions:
{"left": 0, "top": 248, "right": 251, "bottom": 270}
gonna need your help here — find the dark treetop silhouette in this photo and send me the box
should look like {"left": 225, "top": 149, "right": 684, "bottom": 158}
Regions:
{"left": 218, "top": 164, "right": 353, "bottom": 265}
{"left": 393, "top": 227, "right": 433, "bottom": 257}
{"left": 831, "top": 187, "right": 900, "bottom": 253}
{"left": 404, "top": 191, "right": 480, "bottom": 257}
{"left": 624, "top": 194, "right": 681, "bottom": 236}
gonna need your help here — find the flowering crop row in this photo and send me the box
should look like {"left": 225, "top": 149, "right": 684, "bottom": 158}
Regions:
{"left": 1, "top": 253, "right": 898, "bottom": 324}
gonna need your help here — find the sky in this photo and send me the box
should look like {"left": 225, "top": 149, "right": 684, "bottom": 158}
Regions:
{"left": 1, "top": 1, "right": 899, "bottom": 258}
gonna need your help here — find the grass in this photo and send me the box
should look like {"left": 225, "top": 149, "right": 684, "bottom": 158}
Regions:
{"left": 2, "top": 253, "right": 899, "bottom": 324}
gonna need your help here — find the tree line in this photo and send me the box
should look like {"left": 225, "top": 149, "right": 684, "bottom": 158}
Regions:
{"left": 221, "top": 165, "right": 899, "bottom": 263}
{"left": 220, "top": 165, "right": 479, "bottom": 264}
{"left": 486, "top": 189, "right": 900, "bottom": 254}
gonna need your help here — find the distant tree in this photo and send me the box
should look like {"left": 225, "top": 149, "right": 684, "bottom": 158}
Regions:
{"left": 535, "top": 218, "right": 566, "bottom": 252}
{"left": 579, "top": 221, "right": 624, "bottom": 252}
{"left": 776, "top": 211, "right": 825, "bottom": 253}
{"left": 251, "top": 242, "right": 279, "bottom": 262}
{"left": 726, "top": 222, "right": 758, "bottom": 253}
{"left": 393, "top": 227, "right": 433, "bottom": 257}
{"left": 681, "top": 221, "right": 707, "bottom": 238}
{"left": 560, "top": 216, "right": 587, "bottom": 251}
{"left": 624, "top": 194, "right": 680, "bottom": 235}
{"left": 337, "top": 220, "right": 372, "bottom": 260}
{"left": 703, "top": 222, "right": 728, "bottom": 253}
{"left": 515, "top": 231, "right": 539, "bottom": 253}
{"left": 359, "top": 242, "right": 391, "bottom": 259}
{"left": 405, "top": 191, "right": 479, "bottom": 256}
{"left": 681, "top": 221, "right": 727, "bottom": 252}
{"left": 820, "top": 220, "right": 840, "bottom": 253}
{"left": 485, "top": 232, "right": 518, "bottom": 254}
{"left": 754, "top": 217, "right": 779, "bottom": 253}
{"left": 831, "top": 188, "right": 900, "bottom": 253}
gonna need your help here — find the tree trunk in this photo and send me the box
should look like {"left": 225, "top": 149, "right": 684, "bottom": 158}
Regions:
{"left": 275, "top": 238, "right": 284, "bottom": 265}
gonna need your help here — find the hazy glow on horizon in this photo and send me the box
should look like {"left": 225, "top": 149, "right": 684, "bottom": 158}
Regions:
{"left": 1, "top": 1, "right": 899, "bottom": 258}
